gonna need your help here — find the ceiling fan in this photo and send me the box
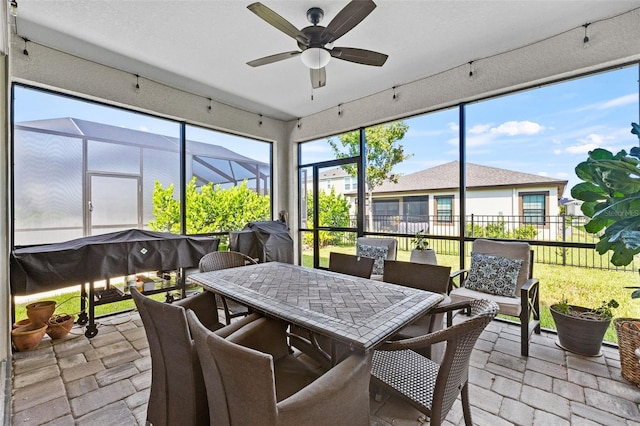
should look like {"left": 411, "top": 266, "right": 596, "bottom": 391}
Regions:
{"left": 246, "top": 0, "right": 388, "bottom": 89}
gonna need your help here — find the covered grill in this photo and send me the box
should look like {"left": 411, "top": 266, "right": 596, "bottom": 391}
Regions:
{"left": 229, "top": 221, "right": 293, "bottom": 264}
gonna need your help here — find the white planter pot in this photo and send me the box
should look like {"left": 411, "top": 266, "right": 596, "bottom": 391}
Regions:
{"left": 410, "top": 249, "right": 437, "bottom": 265}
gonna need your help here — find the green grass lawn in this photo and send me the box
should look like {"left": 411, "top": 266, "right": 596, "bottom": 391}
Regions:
{"left": 304, "top": 246, "right": 640, "bottom": 343}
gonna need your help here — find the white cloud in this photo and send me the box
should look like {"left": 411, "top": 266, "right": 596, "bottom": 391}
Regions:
{"left": 491, "top": 121, "right": 544, "bottom": 136}
{"left": 598, "top": 94, "right": 639, "bottom": 110}
{"left": 468, "top": 124, "right": 491, "bottom": 134}
{"left": 538, "top": 171, "right": 549, "bottom": 177}
{"left": 565, "top": 138, "right": 600, "bottom": 154}
{"left": 447, "top": 122, "right": 459, "bottom": 132}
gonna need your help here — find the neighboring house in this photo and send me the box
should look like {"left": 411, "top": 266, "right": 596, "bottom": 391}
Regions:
{"left": 560, "top": 197, "right": 583, "bottom": 216}
{"left": 317, "top": 161, "right": 568, "bottom": 239}
{"left": 317, "top": 167, "right": 358, "bottom": 194}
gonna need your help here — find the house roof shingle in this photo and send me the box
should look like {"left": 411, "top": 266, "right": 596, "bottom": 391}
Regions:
{"left": 373, "top": 161, "right": 567, "bottom": 194}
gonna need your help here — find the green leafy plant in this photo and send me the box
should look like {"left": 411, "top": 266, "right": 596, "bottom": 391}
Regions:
{"left": 304, "top": 188, "right": 351, "bottom": 247}
{"left": 412, "top": 229, "right": 428, "bottom": 250}
{"left": 149, "top": 178, "right": 270, "bottom": 234}
{"left": 570, "top": 123, "right": 640, "bottom": 267}
{"left": 553, "top": 296, "right": 619, "bottom": 320}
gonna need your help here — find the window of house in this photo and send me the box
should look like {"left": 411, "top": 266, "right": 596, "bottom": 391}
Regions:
{"left": 521, "top": 192, "right": 547, "bottom": 225}
{"left": 326, "top": 179, "right": 332, "bottom": 189}
{"left": 435, "top": 196, "right": 453, "bottom": 223}
{"left": 344, "top": 176, "right": 357, "bottom": 191}
{"left": 403, "top": 196, "right": 428, "bottom": 221}
{"left": 373, "top": 199, "right": 400, "bottom": 217}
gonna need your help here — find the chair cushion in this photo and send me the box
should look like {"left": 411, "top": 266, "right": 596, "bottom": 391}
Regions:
{"left": 472, "top": 239, "right": 530, "bottom": 291}
{"left": 464, "top": 252, "right": 522, "bottom": 297}
{"left": 356, "top": 244, "right": 389, "bottom": 275}
{"left": 449, "top": 287, "right": 522, "bottom": 317}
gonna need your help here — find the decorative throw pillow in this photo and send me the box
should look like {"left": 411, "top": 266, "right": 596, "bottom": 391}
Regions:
{"left": 464, "top": 252, "right": 523, "bottom": 297}
{"left": 356, "top": 244, "right": 389, "bottom": 275}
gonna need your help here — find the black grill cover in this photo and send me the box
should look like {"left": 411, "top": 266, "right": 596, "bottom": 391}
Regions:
{"left": 230, "top": 221, "right": 293, "bottom": 264}
{"left": 11, "top": 229, "right": 220, "bottom": 295}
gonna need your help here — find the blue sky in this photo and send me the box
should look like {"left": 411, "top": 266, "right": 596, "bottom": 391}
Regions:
{"left": 14, "top": 64, "right": 640, "bottom": 199}
{"left": 302, "top": 64, "right": 640, "bottom": 198}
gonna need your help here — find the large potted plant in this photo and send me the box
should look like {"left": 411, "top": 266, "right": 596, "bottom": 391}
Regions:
{"left": 571, "top": 122, "right": 640, "bottom": 380}
{"left": 409, "top": 229, "right": 437, "bottom": 264}
{"left": 550, "top": 297, "right": 618, "bottom": 356}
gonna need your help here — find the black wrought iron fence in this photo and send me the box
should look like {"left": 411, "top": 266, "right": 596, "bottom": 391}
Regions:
{"left": 345, "top": 214, "right": 636, "bottom": 271}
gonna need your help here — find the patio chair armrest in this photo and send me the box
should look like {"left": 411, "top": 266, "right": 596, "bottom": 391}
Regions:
{"left": 378, "top": 326, "right": 451, "bottom": 351}
{"left": 448, "top": 268, "right": 468, "bottom": 292}
{"left": 175, "top": 291, "right": 222, "bottom": 330}
{"left": 226, "top": 316, "right": 290, "bottom": 360}
{"left": 277, "top": 352, "right": 372, "bottom": 425}
{"left": 215, "top": 313, "right": 262, "bottom": 337}
{"left": 520, "top": 277, "right": 539, "bottom": 298}
{"left": 429, "top": 299, "right": 472, "bottom": 315}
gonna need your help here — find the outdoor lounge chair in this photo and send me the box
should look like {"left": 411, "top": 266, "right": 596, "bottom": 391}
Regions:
{"left": 187, "top": 311, "right": 373, "bottom": 426}
{"left": 371, "top": 299, "right": 499, "bottom": 426}
{"left": 131, "top": 287, "right": 259, "bottom": 426}
{"left": 199, "top": 250, "right": 257, "bottom": 324}
{"left": 448, "top": 238, "right": 540, "bottom": 357}
{"left": 356, "top": 236, "right": 397, "bottom": 279}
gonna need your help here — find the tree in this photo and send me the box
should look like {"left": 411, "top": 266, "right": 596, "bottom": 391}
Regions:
{"left": 149, "top": 178, "right": 270, "bottom": 235}
{"left": 304, "top": 188, "right": 351, "bottom": 247}
{"left": 328, "top": 122, "right": 411, "bottom": 229}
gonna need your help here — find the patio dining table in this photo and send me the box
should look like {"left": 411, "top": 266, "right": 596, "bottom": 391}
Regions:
{"left": 187, "top": 262, "right": 444, "bottom": 363}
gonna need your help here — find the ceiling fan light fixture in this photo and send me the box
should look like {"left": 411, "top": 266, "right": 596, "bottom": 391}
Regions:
{"left": 301, "top": 48, "right": 330, "bottom": 69}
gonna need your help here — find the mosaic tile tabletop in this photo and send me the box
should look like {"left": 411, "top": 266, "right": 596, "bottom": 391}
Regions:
{"left": 188, "top": 262, "right": 444, "bottom": 351}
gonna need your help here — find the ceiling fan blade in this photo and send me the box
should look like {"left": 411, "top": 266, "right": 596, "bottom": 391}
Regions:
{"left": 247, "top": 51, "right": 301, "bottom": 67}
{"left": 330, "top": 47, "right": 388, "bottom": 66}
{"left": 247, "top": 2, "right": 309, "bottom": 45}
{"left": 310, "top": 67, "right": 326, "bottom": 89}
{"left": 321, "top": 0, "right": 376, "bottom": 44}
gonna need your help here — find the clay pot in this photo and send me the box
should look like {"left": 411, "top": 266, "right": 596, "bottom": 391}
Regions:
{"left": 25, "top": 300, "right": 56, "bottom": 326}
{"left": 46, "top": 314, "right": 75, "bottom": 339}
{"left": 11, "top": 323, "right": 48, "bottom": 351}
{"left": 12, "top": 318, "right": 31, "bottom": 329}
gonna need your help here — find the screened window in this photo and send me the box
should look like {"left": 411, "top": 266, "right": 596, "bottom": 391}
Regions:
{"left": 521, "top": 193, "right": 546, "bottom": 225}
{"left": 373, "top": 199, "right": 400, "bottom": 216}
{"left": 435, "top": 196, "right": 453, "bottom": 223}
{"left": 12, "top": 85, "right": 272, "bottom": 245}
{"left": 403, "top": 196, "right": 428, "bottom": 221}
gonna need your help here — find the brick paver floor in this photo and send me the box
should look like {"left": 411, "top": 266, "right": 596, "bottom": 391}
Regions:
{"left": 11, "top": 309, "right": 640, "bottom": 425}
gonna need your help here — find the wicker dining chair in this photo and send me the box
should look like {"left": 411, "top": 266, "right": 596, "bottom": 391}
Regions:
{"left": 187, "top": 311, "right": 372, "bottom": 426}
{"left": 328, "top": 252, "right": 375, "bottom": 278}
{"left": 130, "top": 287, "right": 258, "bottom": 426}
{"left": 199, "top": 251, "right": 257, "bottom": 324}
{"left": 371, "top": 299, "right": 498, "bottom": 426}
{"left": 382, "top": 260, "right": 452, "bottom": 361}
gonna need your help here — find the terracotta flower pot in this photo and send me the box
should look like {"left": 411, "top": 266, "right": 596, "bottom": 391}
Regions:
{"left": 46, "top": 314, "right": 75, "bottom": 339}
{"left": 12, "top": 318, "right": 31, "bottom": 329}
{"left": 11, "top": 322, "right": 48, "bottom": 351}
{"left": 25, "top": 300, "right": 56, "bottom": 326}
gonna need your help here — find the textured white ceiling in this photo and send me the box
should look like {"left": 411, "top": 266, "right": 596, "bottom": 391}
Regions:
{"left": 12, "top": 0, "right": 640, "bottom": 121}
